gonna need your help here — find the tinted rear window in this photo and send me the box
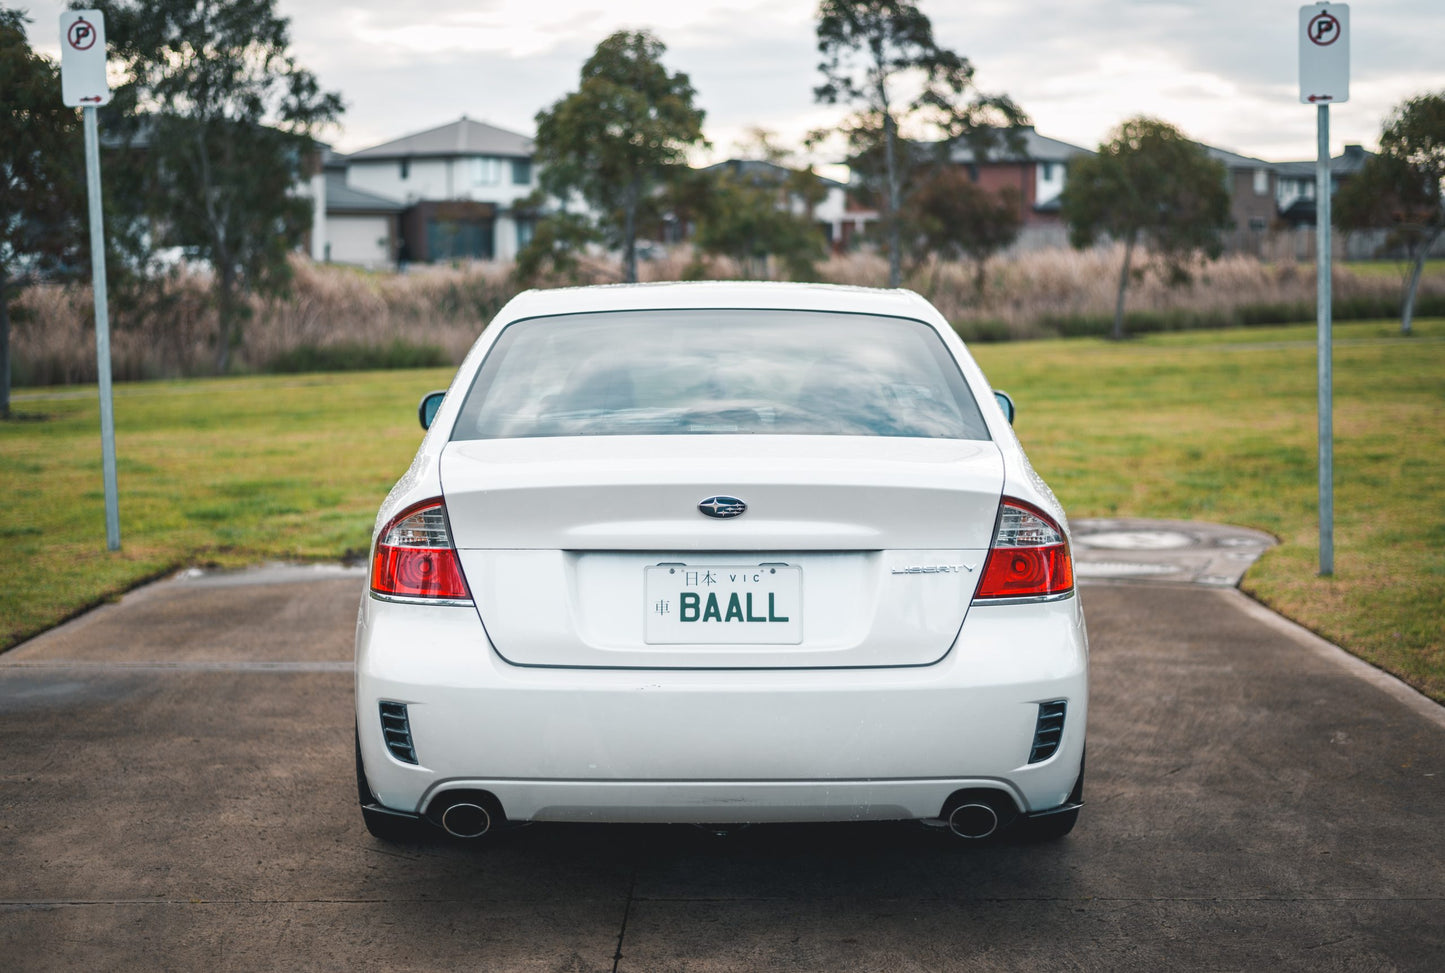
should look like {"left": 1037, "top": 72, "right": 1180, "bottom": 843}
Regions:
{"left": 450, "top": 309, "right": 990, "bottom": 441}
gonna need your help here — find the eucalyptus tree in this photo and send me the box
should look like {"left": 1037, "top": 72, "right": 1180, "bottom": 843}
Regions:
{"left": 903, "top": 166, "right": 1020, "bottom": 298}
{"left": 0, "top": 9, "right": 85, "bottom": 416}
{"left": 814, "top": 0, "right": 1024, "bottom": 286}
{"left": 91, "top": 0, "right": 342, "bottom": 371}
{"left": 1061, "top": 117, "right": 1230, "bottom": 340}
{"left": 532, "top": 30, "right": 706, "bottom": 283}
{"left": 1335, "top": 92, "right": 1445, "bottom": 335}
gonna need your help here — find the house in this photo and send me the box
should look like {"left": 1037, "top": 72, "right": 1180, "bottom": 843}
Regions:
{"left": 1273, "top": 143, "right": 1373, "bottom": 227}
{"left": 309, "top": 149, "right": 404, "bottom": 268}
{"left": 338, "top": 117, "right": 537, "bottom": 264}
{"left": 1198, "top": 143, "right": 1279, "bottom": 255}
{"left": 947, "top": 126, "right": 1093, "bottom": 248}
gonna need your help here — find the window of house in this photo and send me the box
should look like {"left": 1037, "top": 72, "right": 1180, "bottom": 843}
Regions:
{"left": 399, "top": 158, "right": 410, "bottom": 180}
{"left": 1042, "top": 162, "right": 1055, "bottom": 181}
{"left": 472, "top": 157, "right": 504, "bottom": 186}
{"left": 512, "top": 159, "right": 532, "bottom": 185}
{"left": 1253, "top": 168, "right": 1269, "bottom": 196}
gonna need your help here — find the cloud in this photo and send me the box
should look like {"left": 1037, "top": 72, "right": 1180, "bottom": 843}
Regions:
{"left": 20, "top": 0, "right": 1441, "bottom": 162}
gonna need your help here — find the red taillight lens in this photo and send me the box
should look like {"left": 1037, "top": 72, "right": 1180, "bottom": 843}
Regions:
{"left": 370, "top": 499, "right": 470, "bottom": 601}
{"left": 974, "top": 499, "right": 1075, "bottom": 600}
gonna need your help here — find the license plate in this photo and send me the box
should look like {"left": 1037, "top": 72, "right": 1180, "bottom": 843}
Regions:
{"left": 645, "top": 565, "right": 802, "bottom": 644}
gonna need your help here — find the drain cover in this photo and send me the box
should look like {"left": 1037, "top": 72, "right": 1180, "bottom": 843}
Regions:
{"left": 1075, "top": 530, "right": 1194, "bottom": 551}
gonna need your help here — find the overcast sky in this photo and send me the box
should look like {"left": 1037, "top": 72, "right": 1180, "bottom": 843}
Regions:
{"left": 22, "top": 1, "right": 1443, "bottom": 164}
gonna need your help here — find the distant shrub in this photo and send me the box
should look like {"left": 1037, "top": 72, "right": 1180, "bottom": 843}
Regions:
{"left": 954, "top": 319, "right": 1013, "bottom": 342}
{"left": 266, "top": 341, "right": 450, "bottom": 373}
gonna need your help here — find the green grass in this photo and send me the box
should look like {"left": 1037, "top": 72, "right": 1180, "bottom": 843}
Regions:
{"left": 1342, "top": 258, "right": 1445, "bottom": 280}
{"left": 974, "top": 318, "right": 1445, "bottom": 702}
{"left": 1, "top": 371, "right": 449, "bottom": 647}
{"left": 3, "top": 320, "right": 1443, "bottom": 702}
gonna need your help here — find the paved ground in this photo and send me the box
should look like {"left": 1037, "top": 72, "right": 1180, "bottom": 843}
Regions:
{"left": 2, "top": 525, "right": 1442, "bottom": 971}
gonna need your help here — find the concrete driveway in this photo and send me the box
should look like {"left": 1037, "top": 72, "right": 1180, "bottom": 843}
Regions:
{"left": 2, "top": 525, "right": 1442, "bottom": 971}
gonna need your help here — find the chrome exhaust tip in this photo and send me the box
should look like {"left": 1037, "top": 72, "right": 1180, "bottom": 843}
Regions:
{"left": 440, "top": 802, "right": 491, "bottom": 839}
{"left": 948, "top": 802, "right": 1000, "bottom": 840}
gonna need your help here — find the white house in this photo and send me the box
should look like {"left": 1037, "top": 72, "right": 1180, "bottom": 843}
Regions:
{"left": 307, "top": 149, "right": 404, "bottom": 268}
{"left": 336, "top": 117, "right": 536, "bottom": 264}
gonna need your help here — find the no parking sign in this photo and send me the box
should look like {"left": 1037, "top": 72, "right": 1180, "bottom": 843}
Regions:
{"left": 1299, "top": 3, "right": 1349, "bottom": 104}
{"left": 59, "top": 9, "right": 111, "bottom": 107}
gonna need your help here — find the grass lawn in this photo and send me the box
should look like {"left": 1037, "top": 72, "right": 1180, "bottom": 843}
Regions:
{"left": 1341, "top": 258, "right": 1445, "bottom": 280}
{"left": 4, "top": 319, "right": 1443, "bottom": 702}
{"left": 2, "top": 371, "right": 443, "bottom": 647}
{"left": 974, "top": 318, "right": 1445, "bottom": 702}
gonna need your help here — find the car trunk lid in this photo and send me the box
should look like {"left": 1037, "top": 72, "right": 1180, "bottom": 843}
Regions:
{"left": 441, "top": 435, "right": 1003, "bottom": 668}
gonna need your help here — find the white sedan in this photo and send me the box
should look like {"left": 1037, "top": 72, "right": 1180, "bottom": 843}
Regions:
{"left": 355, "top": 281, "right": 1087, "bottom": 843}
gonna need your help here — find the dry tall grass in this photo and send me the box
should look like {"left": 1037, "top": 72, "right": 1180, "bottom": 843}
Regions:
{"left": 11, "top": 260, "right": 518, "bottom": 385}
{"left": 810, "top": 248, "right": 1444, "bottom": 339}
{"left": 11, "top": 246, "right": 1441, "bottom": 385}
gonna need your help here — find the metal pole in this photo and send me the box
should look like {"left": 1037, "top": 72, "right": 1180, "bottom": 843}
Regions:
{"left": 84, "top": 105, "right": 120, "bottom": 551}
{"left": 1316, "top": 103, "right": 1333, "bottom": 576}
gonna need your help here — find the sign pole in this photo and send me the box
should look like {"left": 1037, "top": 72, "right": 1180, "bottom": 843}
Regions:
{"left": 83, "top": 105, "right": 120, "bottom": 551}
{"left": 1315, "top": 103, "right": 1332, "bottom": 576}
{"left": 1299, "top": 1, "right": 1346, "bottom": 577}
{"left": 62, "top": 9, "right": 119, "bottom": 551}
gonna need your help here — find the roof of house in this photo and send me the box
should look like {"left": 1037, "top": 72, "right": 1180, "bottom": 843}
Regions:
{"left": 702, "top": 159, "right": 846, "bottom": 190}
{"left": 348, "top": 117, "right": 534, "bottom": 161}
{"left": 325, "top": 172, "right": 405, "bottom": 213}
{"left": 1273, "top": 144, "right": 1375, "bottom": 179}
{"left": 1198, "top": 143, "right": 1275, "bottom": 171}
{"left": 948, "top": 126, "right": 1093, "bottom": 164}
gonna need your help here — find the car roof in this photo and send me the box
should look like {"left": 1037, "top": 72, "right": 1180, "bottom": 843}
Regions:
{"left": 497, "top": 281, "right": 941, "bottom": 322}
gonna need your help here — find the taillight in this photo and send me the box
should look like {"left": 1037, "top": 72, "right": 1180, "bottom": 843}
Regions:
{"left": 974, "top": 498, "right": 1074, "bottom": 600}
{"left": 370, "top": 499, "right": 471, "bottom": 601}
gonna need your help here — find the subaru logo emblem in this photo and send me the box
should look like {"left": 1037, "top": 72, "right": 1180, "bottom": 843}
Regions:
{"left": 698, "top": 496, "right": 747, "bottom": 519}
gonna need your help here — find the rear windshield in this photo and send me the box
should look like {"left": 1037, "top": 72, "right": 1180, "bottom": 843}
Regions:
{"left": 450, "top": 309, "right": 990, "bottom": 441}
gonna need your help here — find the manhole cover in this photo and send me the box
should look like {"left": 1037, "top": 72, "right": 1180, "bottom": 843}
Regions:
{"left": 1074, "top": 530, "right": 1195, "bottom": 551}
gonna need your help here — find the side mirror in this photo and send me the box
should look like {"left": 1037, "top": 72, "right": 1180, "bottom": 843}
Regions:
{"left": 993, "top": 390, "right": 1016, "bottom": 426}
{"left": 418, "top": 390, "right": 446, "bottom": 430}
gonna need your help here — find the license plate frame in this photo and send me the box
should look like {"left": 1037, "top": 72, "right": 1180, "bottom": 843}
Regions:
{"left": 644, "top": 564, "right": 803, "bottom": 645}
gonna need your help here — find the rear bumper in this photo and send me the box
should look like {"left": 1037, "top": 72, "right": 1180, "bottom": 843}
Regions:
{"left": 355, "top": 593, "right": 1088, "bottom": 823}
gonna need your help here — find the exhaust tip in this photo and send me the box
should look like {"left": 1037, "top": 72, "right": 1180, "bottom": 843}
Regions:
{"left": 948, "top": 802, "right": 1000, "bottom": 840}
{"left": 440, "top": 802, "right": 491, "bottom": 839}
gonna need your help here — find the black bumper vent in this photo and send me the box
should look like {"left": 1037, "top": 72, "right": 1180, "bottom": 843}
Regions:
{"left": 1029, "top": 700, "right": 1067, "bottom": 764}
{"left": 379, "top": 701, "right": 418, "bottom": 764}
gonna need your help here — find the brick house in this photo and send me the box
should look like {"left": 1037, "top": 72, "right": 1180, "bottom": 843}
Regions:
{"left": 947, "top": 127, "right": 1094, "bottom": 249}
{"left": 1198, "top": 144, "right": 1279, "bottom": 255}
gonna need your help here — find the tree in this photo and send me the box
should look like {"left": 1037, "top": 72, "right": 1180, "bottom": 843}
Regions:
{"left": 814, "top": 0, "right": 1024, "bottom": 287}
{"left": 688, "top": 167, "right": 827, "bottom": 280}
{"left": 0, "top": 8, "right": 85, "bottom": 418}
{"left": 533, "top": 30, "right": 706, "bottom": 284}
{"left": 91, "top": 0, "right": 342, "bottom": 371}
{"left": 1335, "top": 92, "right": 1445, "bottom": 336}
{"left": 686, "top": 133, "right": 829, "bottom": 280}
{"left": 510, "top": 193, "right": 600, "bottom": 285}
{"left": 1061, "top": 117, "right": 1230, "bottom": 340}
{"left": 903, "top": 166, "right": 1020, "bottom": 298}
